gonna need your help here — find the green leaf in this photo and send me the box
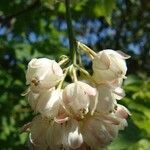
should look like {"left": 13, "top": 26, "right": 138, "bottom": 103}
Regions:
{"left": 127, "top": 139, "right": 150, "bottom": 150}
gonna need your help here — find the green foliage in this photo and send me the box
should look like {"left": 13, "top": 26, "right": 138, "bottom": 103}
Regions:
{"left": 108, "top": 75, "right": 150, "bottom": 150}
{"left": 85, "top": 0, "right": 116, "bottom": 24}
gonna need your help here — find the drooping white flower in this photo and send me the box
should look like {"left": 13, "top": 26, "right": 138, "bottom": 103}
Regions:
{"left": 29, "top": 115, "right": 49, "bottom": 150}
{"left": 92, "top": 50, "right": 130, "bottom": 84}
{"left": 82, "top": 116, "right": 119, "bottom": 150}
{"left": 30, "top": 115, "right": 66, "bottom": 150}
{"left": 62, "top": 81, "right": 96, "bottom": 118}
{"left": 29, "top": 117, "right": 83, "bottom": 150}
{"left": 26, "top": 58, "right": 63, "bottom": 92}
{"left": 34, "top": 89, "right": 63, "bottom": 118}
{"left": 46, "top": 121, "right": 65, "bottom": 150}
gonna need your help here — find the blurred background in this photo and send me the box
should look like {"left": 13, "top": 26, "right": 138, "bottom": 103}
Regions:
{"left": 0, "top": 0, "right": 150, "bottom": 149}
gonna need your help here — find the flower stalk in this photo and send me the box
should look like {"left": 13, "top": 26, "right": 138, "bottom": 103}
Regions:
{"left": 78, "top": 41, "right": 96, "bottom": 58}
{"left": 65, "top": 0, "right": 77, "bottom": 65}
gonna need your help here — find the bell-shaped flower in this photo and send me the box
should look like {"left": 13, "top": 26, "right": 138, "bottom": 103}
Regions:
{"left": 62, "top": 81, "right": 96, "bottom": 118}
{"left": 26, "top": 58, "right": 63, "bottom": 92}
{"left": 47, "top": 119, "right": 83, "bottom": 150}
{"left": 35, "top": 89, "right": 63, "bottom": 118}
{"left": 92, "top": 50, "right": 130, "bottom": 84}
{"left": 46, "top": 121, "right": 66, "bottom": 150}
{"left": 30, "top": 115, "right": 66, "bottom": 150}
{"left": 29, "top": 115, "right": 50, "bottom": 150}
{"left": 82, "top": 116, "right": 119, "bottom": 150}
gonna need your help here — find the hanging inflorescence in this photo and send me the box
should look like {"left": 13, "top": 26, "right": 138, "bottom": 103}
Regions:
{"left": 22, "top": 41, "right": 131, "bottom": 150}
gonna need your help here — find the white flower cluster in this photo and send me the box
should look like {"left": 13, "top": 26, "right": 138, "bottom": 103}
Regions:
{"left": 22, "top": 43, "right": 130, "bottom": 150}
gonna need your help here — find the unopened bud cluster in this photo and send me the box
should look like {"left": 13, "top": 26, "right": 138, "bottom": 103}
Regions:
{"left": 22, "top": 42, "right": 130, "bottom": 150}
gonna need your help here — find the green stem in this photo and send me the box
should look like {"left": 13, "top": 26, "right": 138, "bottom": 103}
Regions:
{"left": 65, "top": 0, "right": 77, "bottom": 65}
{"left": 57, "top": 67, "right": 69, "bottom": 89}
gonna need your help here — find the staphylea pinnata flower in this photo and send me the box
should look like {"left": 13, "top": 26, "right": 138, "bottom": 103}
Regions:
{"left": 82, "top": 116, "right": 119, "bottom": 150}
{"left": 92, "top": 49, "right": 130, "bottom": 84}
{"left": 62, "top": 81, "right": 96, "bottom": 118}
{"left": 22, "top": 44, "right": 131, "bottom": 150}
{"left": 26, "top": 58, "right": 63, "bottom": 93}
{"left": 34, "top": 89, "right": 63, "bottom": 118}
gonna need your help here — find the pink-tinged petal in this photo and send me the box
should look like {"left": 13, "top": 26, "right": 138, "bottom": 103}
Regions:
{"left": 102, "top": 114, "right": 121, "bottom": 125}
{"left": 79, "top": 82, "right": 97, "bottom": 96}
{"left": 54, "top": 116, "right": 69, "bottom": 124}
{"left": 53, "top": 101, "right": 70, "bottom": 124}
{"left": 82, "top": 117, "right": 116, "bottom": 149}
{"left": 62, "top": 81, "right": 93, "bottom": 117}
{"left": 115, "top": 104, "right": 131, "bottom": 119}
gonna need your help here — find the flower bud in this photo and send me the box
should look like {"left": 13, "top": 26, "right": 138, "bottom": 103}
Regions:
{"left": 92, "top": 50, "right": 129, "bottom": 83}
{"left": 26, "top": 58, "right": 63, "bottom": 92}
{"left": 63, "top": 81, "right": 96, "bottom": 117}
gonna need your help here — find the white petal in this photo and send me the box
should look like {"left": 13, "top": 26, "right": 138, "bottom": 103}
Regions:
{"left": 68, "top": 127, "right": 83, "bottom": 149}
{"left": 36, "top": 89, "right": 62, "bottom": 117}
{"left": 30, "top": 115, "right": 49, "bottom": 148}
{"left": 93, "top": 84, "right": 116, "bottom": 114}
{"left": 116, "top": 50, "right": 131, "bottom": 59}
{"left": 113, "top": 87, "right": 125, "bottom": 100}
{"left": 46, "top": 122, "right": 64, "bottom": 150}
{"left": 82, "top": 116, "right": 118, "bottom": 149}
{"left": 27, "top": 90, "right": 40, "bottom": 110}
{"left": 93, "top": 51, "right": 110, "bottom": 70}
